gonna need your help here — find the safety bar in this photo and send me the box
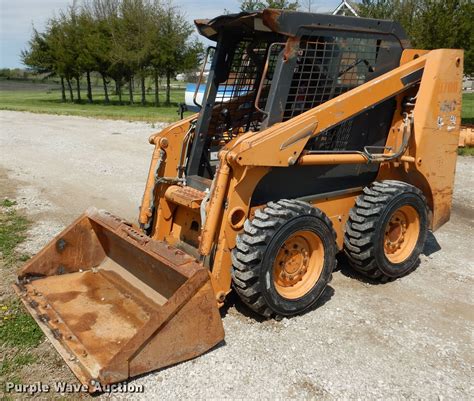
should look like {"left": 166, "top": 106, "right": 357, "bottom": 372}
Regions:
{"left": 193, "top": 46, "right": 216, "bottom": 109}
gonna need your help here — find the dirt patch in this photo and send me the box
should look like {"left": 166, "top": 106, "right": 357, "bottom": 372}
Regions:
{"left": 0, "top": 169, "right": 18, "bottom": 201}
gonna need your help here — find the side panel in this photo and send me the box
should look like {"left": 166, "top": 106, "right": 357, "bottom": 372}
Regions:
{"left": 252, "top": 164, "right": 375, "bottom": 205}
{"left": 310, "top": 193, "right": 360, "bottom": 250}
{"left": 251, "top": 98, "right": 396, "bottom": 204}
{"left": 377, "top": 49, "right": 463, "bottom": 230}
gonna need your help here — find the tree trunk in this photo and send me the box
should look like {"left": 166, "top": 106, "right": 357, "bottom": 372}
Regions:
{"left": 76, "top": 76, "right": 81, "bottom": 102}
{"left": 102, "top": 74, "right": 109, "bottom": 104}
{"left": 116, "top": 80, "right": 122, "bottom": 104}
{"left": 141, "top": 75, "right": 146, "bottom": 105}
{"left": 166, "top": 70, "right": 171, "bottom": 105}
{"left": 86, "top": 71, "right": 93, "bottom": 103}
{"left": 129, "top": 77, "right": 134, "bottom": 104}
{"left": 66, "top": 78, "right": 74, "bottom": 102}
{"left": 154, "top": 70, "right": 160, "bottom": 107}
{"left": 60, "top": 77, "right": 66, "bottom": 102}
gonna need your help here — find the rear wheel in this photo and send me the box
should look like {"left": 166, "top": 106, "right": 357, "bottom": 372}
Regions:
{"left": 232, "top": 199, "right": 336, "bottom": 318}
{"left": 344, "top": 180, "right": 428, "bottom": 280}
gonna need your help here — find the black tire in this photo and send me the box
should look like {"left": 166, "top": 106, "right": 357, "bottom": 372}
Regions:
{"left": 344, "top": 180, "right": 428, "bottom": 281}
{"left": 232, "top": 199, "right": 337, "bottom": 318}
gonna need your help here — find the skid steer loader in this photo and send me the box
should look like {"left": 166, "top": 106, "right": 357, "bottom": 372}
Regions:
{"left": 15, "top": 9, "right": 463, "bottom": 390}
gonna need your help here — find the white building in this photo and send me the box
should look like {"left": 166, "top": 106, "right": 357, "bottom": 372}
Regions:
{"left": 332, "top": 0, "right": 359, "bottom": 17}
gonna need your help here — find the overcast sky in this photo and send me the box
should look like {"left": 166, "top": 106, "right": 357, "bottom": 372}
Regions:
{"left": 0, "top": 0, "right": 339, "bottom": 68}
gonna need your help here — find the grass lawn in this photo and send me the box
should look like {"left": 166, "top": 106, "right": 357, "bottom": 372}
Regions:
{"left": 0, "top": 80, "right": 473, "bottom": 125}
{"left": 462, "top": 92, "right": 474, "bottom": 125}
{"left": 0, "top": 81, "right": 193, "bottom": 123}
{"left": 458, "top": 146, "right": 474, "bottom": 156}
{"left": 0, "top": 201, "right": 41, "bottom": 392}
{"left": 0, "top": 199, "right": 78, "bottom": 397}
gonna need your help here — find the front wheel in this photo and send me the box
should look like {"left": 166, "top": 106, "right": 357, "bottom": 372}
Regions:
{"left": 232, "top": 200, "right": 337, "bottom": 318}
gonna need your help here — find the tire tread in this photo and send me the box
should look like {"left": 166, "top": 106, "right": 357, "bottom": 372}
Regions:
{"left": 232, "top": 199, "right": 335, "bottom": 318}
{"left": 344, "top": 180, "right": 427, "bottom": 281}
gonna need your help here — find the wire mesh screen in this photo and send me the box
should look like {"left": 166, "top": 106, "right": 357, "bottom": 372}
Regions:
{"left": 283, "top": 36, "right": 379, "bottom": 122}
{"left": 278, "top": 35, "right": 380, "bottom": 151}
{"left": 208, "top": 40, "right": 283, "bottom": 140}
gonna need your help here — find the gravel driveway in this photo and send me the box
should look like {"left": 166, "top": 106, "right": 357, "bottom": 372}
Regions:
{"left": 1, "top": 110, "right": 472, "bottom": 400}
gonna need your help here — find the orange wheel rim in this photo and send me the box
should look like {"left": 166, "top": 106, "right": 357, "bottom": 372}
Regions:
{"left": 384, "top": 205, "right": 420, "bottom": 263}
{"left": 273, "top": 231, "right": 324, "bottom": 300}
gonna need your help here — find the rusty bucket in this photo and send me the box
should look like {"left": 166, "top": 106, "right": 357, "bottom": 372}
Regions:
{"left": 14, "top": 208, "right": 224, "bottom": 390}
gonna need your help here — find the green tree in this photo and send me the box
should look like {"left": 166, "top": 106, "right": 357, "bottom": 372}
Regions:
{"left": 358, "top": 0, "right": 397, "bottom": 19}
{"left": 76, "top": 11, "right": 98, "bottom": 103}
{"left": 359, "top": 0, "right": 473, "bottom": 74}
{"left": 412, "top": 0, "right": 473, "bottom": 74}
{"left": 239, "top": 0, "right": 299, "bottom": 11}
{"left": 46, "top": 15, "right": 78, "bottom": 102}
{"left": 159, "top": 1, "right": 203, "bottom": 105}
{"left": 63, "top": 7, "right": 86, "bottom": 102}
{"left": 107, "top": 0, "right": 154, "bottom": 104}
{"left": 21, "top": 28, "right": 68, "bottom": 102}
{"left": 84, "top": 14, "right": 113, "bottom": 103}
{"left": 148, "top": 1, "right": 166, "bottom": 106}
{"left": 458, "top": 1, "right": 474, "bottom": 75}
{"left": 22, "top": 0, "right": 205, "bottom": 106}
{"left": 85, "top": 0, "right": 121, "bottom": 103}
{"left": 46, "top": 7, "right": 88, "bottom": 102}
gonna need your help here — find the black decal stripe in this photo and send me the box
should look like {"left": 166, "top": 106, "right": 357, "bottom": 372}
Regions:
{"left": 401, "top": 68, "right": 424, "bottom": 86}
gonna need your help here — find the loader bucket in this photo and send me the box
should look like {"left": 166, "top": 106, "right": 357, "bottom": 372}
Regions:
{"left": 14, "top": 208, "right": 224, "bottom": 390}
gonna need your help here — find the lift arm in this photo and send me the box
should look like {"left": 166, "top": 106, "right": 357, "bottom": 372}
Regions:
{"left": 227, "top": 50, "right": 428, "bottom": 167}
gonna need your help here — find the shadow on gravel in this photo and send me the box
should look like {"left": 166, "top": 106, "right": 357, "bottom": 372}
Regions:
{"left": 219, "top": 233, "right": 443, "bottom": 320}
{"left": 297, "top": 285, "right": 335, "bottom": 316}
{"left": 220, "top": 284, "right": 335, "bottom": 322}
{"left": 337, "top": 243, "right": 431, "bottom": 285}
{"left": 219, "top": 290, "right": 265, "bottom": 322}
{"left": 335, "top": 253, "right": 389, "bottom": 285}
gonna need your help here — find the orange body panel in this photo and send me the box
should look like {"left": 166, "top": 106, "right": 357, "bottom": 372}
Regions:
{"left": 377, "top": 50, "right": 463, "bottom": 230}
{"left": 138, "top": 49, "right": 463, "bottom": 302}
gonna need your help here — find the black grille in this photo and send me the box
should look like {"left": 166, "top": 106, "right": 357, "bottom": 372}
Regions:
{"left": 307, "top": 120, "right": 354, "bottom": 151}
{"left": 283, "top": 36, "right": 379, "bottom": 122}
{"left": 208, "top": 40, "right": 283, "bottom": 139}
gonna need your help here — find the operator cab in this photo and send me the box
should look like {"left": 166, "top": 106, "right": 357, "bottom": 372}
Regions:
{"left": 185, "top": 9, "right": 408, "bottom": 185}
